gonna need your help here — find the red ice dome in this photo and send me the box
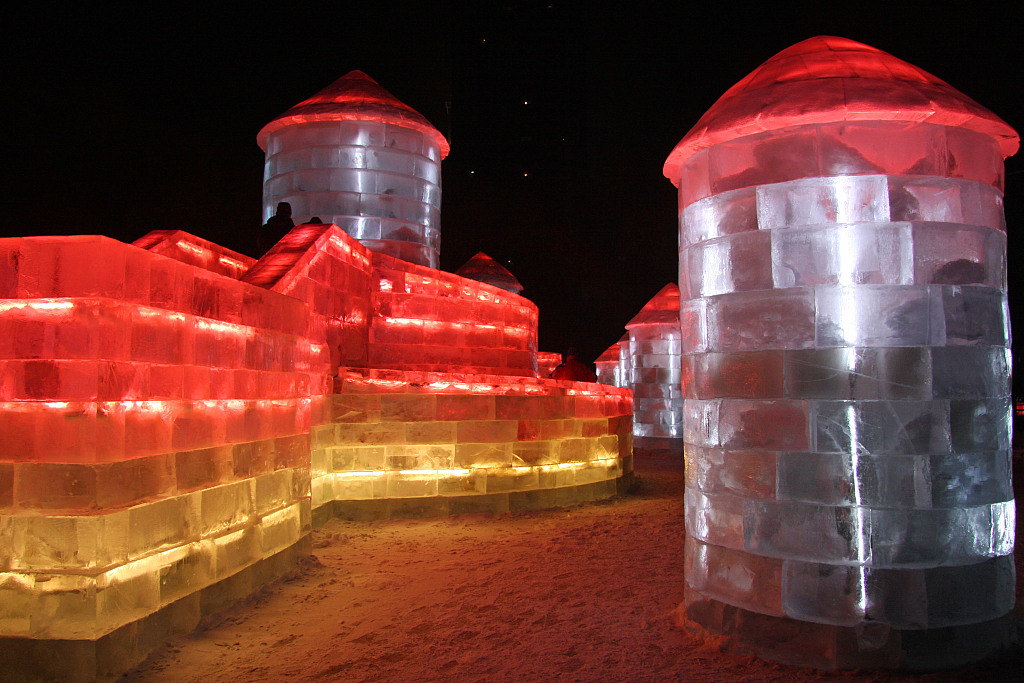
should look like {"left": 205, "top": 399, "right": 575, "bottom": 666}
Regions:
{"left": 626, "top": 283, "right": 680, "bottom": 328}
{"left": 257, "top": 70, "right": 450, "bottom": 157}
{"left": 454, "top": 252, "right": 524, "bottom": 294}
{"left": 664, "top": 36, "right": 1019, "bottom": 181}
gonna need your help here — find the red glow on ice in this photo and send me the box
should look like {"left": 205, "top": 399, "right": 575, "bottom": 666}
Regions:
{"left": 256, "top": 70, "right": 449, "bottom": 158}
{"left": 664, "top": 36, "right": 1020, "bottom": 182}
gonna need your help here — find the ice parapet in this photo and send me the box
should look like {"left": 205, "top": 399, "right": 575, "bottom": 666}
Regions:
{"left": 666, "top": 36, "right": 1017, "bottom": 669}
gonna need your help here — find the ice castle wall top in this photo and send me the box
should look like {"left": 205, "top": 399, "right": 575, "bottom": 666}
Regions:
{"left": 663, "top": 36, "right": 1019, "bottom": 182}
{"left": 257, "top": 70, "right": 450, "bottom": 158}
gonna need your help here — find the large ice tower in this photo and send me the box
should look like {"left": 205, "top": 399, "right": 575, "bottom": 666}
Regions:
{"left": 665, "top": 36, "right": 1018, "bottom": 669}
{"left": 257, "top": 70, "right": 449, "bottom": 268}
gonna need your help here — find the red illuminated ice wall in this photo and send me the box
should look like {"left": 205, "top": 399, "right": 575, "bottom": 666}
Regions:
{"left": 0, "top": 224, "right": 632, "bottom": 680}
{"left": 0, "top": 234, "right": 319, "bottom": 679}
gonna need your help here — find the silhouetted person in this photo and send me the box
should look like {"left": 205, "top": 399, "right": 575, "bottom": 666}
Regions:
{"left": 550, "top": 348, "right": 597, "bottom": 382}
{"left": 306, "top": 216, "right": 323, "bottom": 224}
{"left": 258, "top": 201, "right": 294, "bottom": 254}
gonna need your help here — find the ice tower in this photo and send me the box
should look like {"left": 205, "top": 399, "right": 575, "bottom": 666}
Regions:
{"left": 665, "top": 36, "right": 1018, "bottom": 669}
{"left": 625, "top": 284, "right": 685, "bottom": 456}
{"left": 594, "top": 342, "right": 621, "bottom": 386}
{"left": 257, "top": 71, "right": 449, "bottom": 268}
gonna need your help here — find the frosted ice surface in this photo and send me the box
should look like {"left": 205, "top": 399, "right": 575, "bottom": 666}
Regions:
{"left": 771, "top": 222, "right": 914, "bottom": 288}
{"left": 756, "top": 176, "right": 890, "bottom": 231}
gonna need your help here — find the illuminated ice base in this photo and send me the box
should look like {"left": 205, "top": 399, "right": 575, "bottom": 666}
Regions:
{"left": 679, "top": 584, "right": 1017, "bottom": 671}
{"left": 310, "top": 369, "right": 634, "bottom": 520}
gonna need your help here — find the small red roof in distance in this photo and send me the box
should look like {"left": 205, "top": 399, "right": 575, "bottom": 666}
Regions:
{"left": 257, "top": 70, "right": 450, "bottom": 157}
{"left": 626, "top": 283, "right": 680, "bottom": 328}
{"left": 454, "top": 252, "right": 524, "bottom": 294}
{"left": 594, "top": 343, "right": 621, "bottom": 364}
{"left": 664, "top": 36, "right": 1019, "bottom": 181}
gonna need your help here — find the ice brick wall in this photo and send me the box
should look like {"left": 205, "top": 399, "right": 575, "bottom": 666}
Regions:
{"left": 537, "top": 352, "right": 562, "bottom": 379}
{"left": 370, "top": 253, "right": 539, "bottom": 377}
{"left": 626, "top": 284, "right": 685, "bottom": 455}
{"left": 311, "top": 369, "right": 633, "bottom": 518}
{"left": 667, "top": 37, "right": 1018, "bottom": 670}
{"left": 261, "top": 120, "right": 443, "bottom": 268}
{"left": 0, "top": 236, "right": 315, "bottom": 670}
{"left": 244, "top": 224, "right": 373, "bottom": 377}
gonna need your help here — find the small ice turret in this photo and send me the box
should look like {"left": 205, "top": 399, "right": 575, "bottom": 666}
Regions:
{"left": 625, "top": 283, "right": 684, "bottom": 455}
{"left": 594, "top": 342, "right": 621, "bottom": 386}
{"left": 257, "top": 70, "right": 449, "bottom": 268}
{"left": 665, "top": 36, "right": 1018, "bottom": 669}
{"left": 454, "top": 252, "right": 524, "bottom": 294}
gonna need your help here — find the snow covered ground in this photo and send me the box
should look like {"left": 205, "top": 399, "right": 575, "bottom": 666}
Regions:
{"left": 123, "top": 457, "right": 1022, "bottom": 682}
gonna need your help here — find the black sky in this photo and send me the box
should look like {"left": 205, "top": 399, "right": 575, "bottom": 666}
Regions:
{"left": 6, "top": 2, "right": 1023, "bottom": 384}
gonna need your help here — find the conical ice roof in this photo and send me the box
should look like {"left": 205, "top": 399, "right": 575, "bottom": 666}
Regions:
{"left": 257, "top": 70, "right": 450, "bottom": 157}
{"left": 664, "top": 36, "right": 1019, "bottom": 181}
{"left": 454, "top": 252, "right": 524, "bottom": 294}
{"left": 626, "top": 283, "right": 680, "bottom": 328}
{"left": 594, "top": 343, "right": 621, "bottom": 364}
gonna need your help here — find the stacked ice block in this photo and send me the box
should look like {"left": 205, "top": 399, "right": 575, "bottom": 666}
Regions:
{"left": 594, "top": 343, "right": 620, "bottom": 386}
{"left": 626, "top": 284, "right": 685, "bottom": 455}
{"left": 0, "top": 235, "right": 317, "bottom": 678}
{"left": 310, "top": 369, "right": 633, "bottom": 519}
{"left": 665, "top": 36, "right": 1018, "bottom": 669}
{"left": 370, "top": 253, "right": 539, "bottom": 377}
{"left": 257, "top": 71, "right": 449, "bottom": 269}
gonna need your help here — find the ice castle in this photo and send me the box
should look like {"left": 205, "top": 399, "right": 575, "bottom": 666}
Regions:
{"left": 0, "top": 72, "right": 633, "bottom": 682}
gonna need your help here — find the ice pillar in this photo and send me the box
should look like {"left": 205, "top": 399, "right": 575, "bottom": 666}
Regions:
{"left": 257, "top": 71, "right": 449, "bottom": 268}
{"left": 664, "top": 37, "right": 1018, "bottom": 669}
{"left": 626, "top": 284, "right": 685, "bottom": 456}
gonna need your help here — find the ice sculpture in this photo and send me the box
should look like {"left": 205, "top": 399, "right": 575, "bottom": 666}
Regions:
{"left": 665, "top": 36, "right": 1018, "bottom": 669}
{"left": 454, "top": 252, "right": 525, "bottom": 294}
{"left": 626, "top": 284, "right": 685, "bottom": 456}
{"left": 257, "top": 71, "right": 448, "bottom": 268}
{"left": 594, "top": 342, "right": 620, "bottom": 385}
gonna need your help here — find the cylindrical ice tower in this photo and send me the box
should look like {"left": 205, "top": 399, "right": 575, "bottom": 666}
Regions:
{"left": 257, "top": 70, "right": 449, "bottom": 268}
{"left": 594, "top": 342, "right": 621, "bottom": 386}
{"left": 626, "top": 283, "right": 685, "bottom": 456}
{"left": 664, "top": 37, "right": 1018, "bottom": 669}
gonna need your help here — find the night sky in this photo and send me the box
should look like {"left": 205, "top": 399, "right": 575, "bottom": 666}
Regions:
{"left": 6, "top": 3, "right": 1024, "bottom": 386}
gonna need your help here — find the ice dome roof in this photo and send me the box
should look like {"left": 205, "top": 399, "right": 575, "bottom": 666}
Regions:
{"left": 257, "top": 70, "right": 450, "bottom": 157}
{"left": 664, "top": 36, "right": 1018, "bottom": 181}
{"left": 594, "top": 343, "right": 620, "bottom": 364}
{"left": 626, "top": 283, "right": 680, "bottom": 328}
{"left": 454, "top": 252, "right": 524, "bottom": 294}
